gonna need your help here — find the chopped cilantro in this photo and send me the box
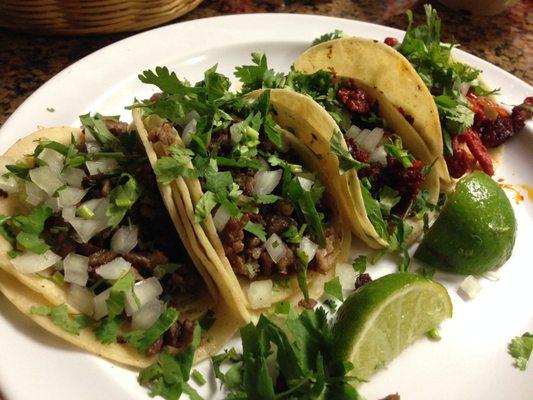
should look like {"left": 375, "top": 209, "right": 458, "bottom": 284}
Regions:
{"left": 138, "top": 323, "right": 201, "bottom": 399}
{"left": 360, "top": 181, "right": 389, "bottom": 240}
{"left": 79, "top": 113, "right": 120, "bottom": 150}
{"left": 194, "top": 191, "right": 217, "bottom": 223}
{"left": 153, "top": 263, "right": 181, "bottom": 279}
{"left": 352, "top": 256, "right": 367, "bottom": 274}
{"left": 243, "top": 221, "right": 267, "bottom": 242}
{"left": 5, "top": 163, "right": 31, "bottom": 180}
{"left": 324, "top": 277, "right": 344, "bottom": 302}
{"left": 508, "top": 333, "right": 533, "bottom": 371}
{"left": 191, "top": 369, "right": 206, "bottom": 386}
{"left": 46, "top": 107, "right": 55, "bottom": 112}
{"left": 107, "top": 173, "right": 140, "bottom": 227}
{"left": 312, "top": 29, "right": 347, "bottom": 46}
{"left": 95, "top": 316, "right": 122, "bottom": 344}
{"left": 330, "top": 130, "right": 364, "bottom": 173}
{"left": 125, "top": 308, "right": 179, "bottom": 354}
{"left": 273, "top": 300, "right": 291, "bottom": 315}
{"left": 234, "top": 52, "right": 286, "bottom": 94}
{"left": 30, "top": 304, "right": 86, "bottom": 335}
{"left": 323, "top": 298, "right": 338, "bottom": 312}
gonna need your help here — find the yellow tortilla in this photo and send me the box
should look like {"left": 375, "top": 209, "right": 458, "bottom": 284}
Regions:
{"left": 133, "top": 90, "right": 351, "bottom": 320}
{"left": 251, "top": 87, "right": 439, "bottom": 249}
{"left": 0, "top": 127, "right": 240, "bottom": 368}
{"left": 294, "top": 37, "right": 452, "bottom": 188}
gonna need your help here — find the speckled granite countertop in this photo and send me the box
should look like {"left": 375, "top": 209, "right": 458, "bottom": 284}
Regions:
{"left": 0, "top": 0, "right": 531, "bottom": 127}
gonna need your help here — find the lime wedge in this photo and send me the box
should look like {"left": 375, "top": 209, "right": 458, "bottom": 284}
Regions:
{"left": 332, "top": 273, "right": 452, "bottom": 383}
{"left": 415, "top": 171, "right": 516, "bottom": 275}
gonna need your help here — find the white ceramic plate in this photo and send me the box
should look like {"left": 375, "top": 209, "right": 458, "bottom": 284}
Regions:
{"left": 0, "top": 14, "right": 531, "bottom": 400}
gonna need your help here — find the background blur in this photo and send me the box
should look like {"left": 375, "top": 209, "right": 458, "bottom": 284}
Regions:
{"left": 0, "top": 0, "right": 531, "bottom": 127}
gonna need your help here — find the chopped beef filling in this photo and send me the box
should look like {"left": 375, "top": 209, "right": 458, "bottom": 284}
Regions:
{"left": 355, "top": 273, "right": 372, "bottom": 290}
{"left": 0, "top": 189, "right": 8, "bottom": 198}
{"left": 337, "top": 80, "right": 374, "bottom": 114}
{"left": 82, "top": 173, "right": 111, "bottom": 199}
{"left": 145, "top": 318, "right": 196, "bottom": 356}
{"left": 148, "top": 122, "right": 176, "bottom": 146}
{"left": 103, "top": 119, "right": 129, "bottom": 136}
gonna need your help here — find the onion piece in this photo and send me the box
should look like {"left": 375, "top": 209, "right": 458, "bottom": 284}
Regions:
{"left": 265, "top": 233, "right": 287, "bottom": 264}
{"left": 131, "top": 299, "right": 163, "bottom": 330}
{"left": 85, "top": 159, "right": 117, "bottom": 175}
{"left": 369, "top": 145, "right": 387, "bottom": 165}
{"left": 253, "top": 169, "right": 282, "bottom": 196}
{"left": 248, "top": 279, "right": 273, "bottom": 310}
{"left": 111, "top": 225, "right": 138, "bottom": 254}
{"left": 11, "top": 250, "right": 61, "bottom": 274}
{"left": 78, "top": 198, "right": 109, "bottom": 220}
{"left": 297, "top": 176, "right": 314, "bottom": 192}
{"left": 93, "top": 288, "right": 111, "bottom": 320}
{"left": 42, "top": 197, "right": 59, "bottom": 212}
{"left": 63, "top": 253, "right": 89, "bottom": 286}
{"left": 345, "top": 125, "right": 362, "bottom": 139}
{"left": 181, "top": 118, "right": 197, "bottom": 146}
{"left": 38, "top": 148, "right": 65, "bottom": 175}
{"left": 124, "top": 277, "right": 163, "bottom": 316}
{"left": 337, "top": 262, "right": 356, "bottom": 290}
{"left": 0, "top": 156, "right": 19, "bottom": 194}
{"left": 69, "top": 218, "right": 108, "bottom": 243}
{"left": 176, "top": 110, "right": 200, "bottom": 127}
{"left": 29, "top": 166, "right": 64, "bottom": 196}
{"left": 25, "top": 181, "right": 46, "bottom": 206}
{"left": 299, "top": 237, "right": 318, "bottom": 262}
{"left": 459, "top": 275, "right": 482, "bottom": 299}
{"left": 358, "top": 127, "right": 384, "bottom": 153}
{"left": 230, "top": 122, "right": 244, "bottom": 143}
{"left": 213, "top": 206, "right": 231, "bottom": 232}
{"left": 62, "top": 206, "right": 76, "bottom": 221}
{"left": 67, "top": 284, "right": 94, "bottom": 316}
{"left": 58, "top": 187, "right": 87, "bottom": 208}
{"left": 62, "top": 167, "right": 86, "bottom": 188}
{"left": 95, "top": 257, "right": 131, "bottom": 280}
{"left": 86, "top": 142, "right": 101, "bottom": 154}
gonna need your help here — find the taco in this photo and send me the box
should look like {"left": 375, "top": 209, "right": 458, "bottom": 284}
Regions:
{"left": 0, "top": 117, "right": 242, "bottom": 368}
{"left": 132, "top": 66, "right": 350, "bottom": 317}
{"left": 294, "top": 36, "right": 451, "bottom": 188}
{"left": 252, "top": 74, "right": 440, "bottom": 251}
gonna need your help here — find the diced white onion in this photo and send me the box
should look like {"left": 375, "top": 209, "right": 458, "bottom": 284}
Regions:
{"left": 67, "top": 284, "right": 94, "bottom": 316}
{"left": 181, "top": 118, "right": 197, "bottom": 147}
{"left": 297, "top": 176, "right": 314, "bottom": 191}
{"left": 253, "top": 169, "right": 282, "bottom": 196}
{"left": 11, "top": 250, "right": 61, "bottom": 274}
{"left": 460, "top": 83, "right": 471, "bottom": 96}
{"left": 111, "top": 225, "right": 138, "bottom": 254}
{"left": 176, "top": 110, "right": 200, "bottom": 127}
{"left": 29, "top": 166, "right": 64, "bottom": 196}
{"left": 95, "top": 257, "right": 131, "bottom": 280}
{"left": 93, "top": 288, "right": 111, "bottom": 320}
{"left": 69, "top": 218, "right": 108, "bottom": 243}
{"left": 0, "top": 156, "right": 19, "bottom": 194}
{"left": 85, "top": 159, "right": 117, "bottom": 175}
{"left": 124, "top": 277, "right": 163, "bottom": 316}
{"left": 84, "top": 128, "right": 97, "bottom": 142}
{"left": 42, "top": 197, "right": 59, "bottom": 212}
{"left": 131, "top": 299, "right": 163, "bottom": 330}
{"left": 63, "top": 253, "right": 89, "bottom": 286}
{"left": 358, "top": 127, "right": 384, "bottom": 153}
{"left": 248, "top": 279, "right": 273, "bottom": 310}
{"left": 230, "top": 122, "right": 244, "bottom": 143}
{"left": 299, "top": 237, "right": 318, "bottom": 262}
{"left": 345, "top": 125, "right": 362, "bottom": 139}
{"left": 265, "top": 233, "right": 287, "bottom": 264}
{"left": 337, "top": 262, "right": 356, "bottom": 290}
{"left": 58, "top": 187, "right": 87, "bottom": 208}
{"left": 25, "top": 181, "right": 46, "bottom": 206}
{"left": 79, "top": 198, "right": 109, "bottom": 220}
{"left": 86, "top": 142, "right": 101, "bottom": 154}
{"left": 38, "top": 148, "right": 65, "bottom": 175}
{"left": 369, "top": 145, "right": 387, "bottom": 165}
{"left": 62, "top": 206, "right": 76, "bottom": 221}
{"left": 62, "top": 167, "right": 86, "bottom": 188}
{"left": 459, "top": 275, "right": 482, "bottom": 299}
{"left": 213, "top": 206, "right": 231, "bottom": 232}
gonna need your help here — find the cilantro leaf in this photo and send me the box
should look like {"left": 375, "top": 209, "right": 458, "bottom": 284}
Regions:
{"left": 79, "top": 113, "right": 120, "bottom": 150}
{"left": 312, "top": 29, "right": 347, "bottom": 46}
{"left": 234, "top": 53, "right": 286, "bottom": 94}
{"left": 359, "top": 181, "right": 389, "bottom": 240}
{"left": 5, "top": 163, "right": 31, "bottom": 180}
{"left": 324, "top": 277, "right": 344, "bottom": 301}
{"left": 194, "top": 191, "right": 217, "bottom": 223}
{"left": 12, "top": 207, "right": 53, "bottom": 234}
{"left": 138, "top": 66, "right": 186, "bottom": 94}
{"left": 16, "top": 231, "right": 49, "bottom": 254}
{"left": 125, "top": 308, "right": 179, "bottom": 354}
{"left": 138, "top": 323, "right": 202, "bottom": 399}
{"left": 95, "top": 316, "right": 122, "bottom": 344}
{"left": 330, "top": 130, "right": 364, "bottom": 173}
{"left": 243, "top": 221, "right": 267, "bottom": 242}
{"left": 106, "top": 174, "right": 140, "bottom": 228}
{"left": 352, "top": 256, "right": 367, "bottom": 273}
{"left": 508, "top": 333, "right": 533, "bottom": 371}
{"left": 31, "top": 304, "right": 84, "bottom": 335}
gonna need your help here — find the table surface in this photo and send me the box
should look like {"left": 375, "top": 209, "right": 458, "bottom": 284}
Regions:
{"left": 0, "top": 0, "right": 531, "bottom": 399}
